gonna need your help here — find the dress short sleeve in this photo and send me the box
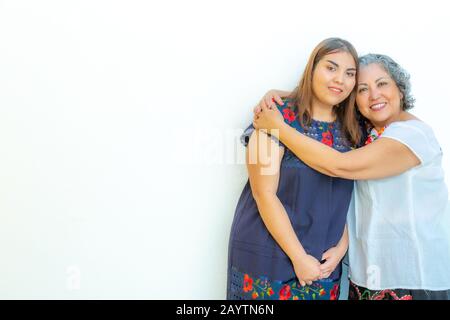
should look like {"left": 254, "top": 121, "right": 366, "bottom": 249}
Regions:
{"left": 240, "top": 102, "right": 292, "bottom": 148}
{"left": 240, "top": 123, "right": 286, "bottom": 148}
{"left": 240, "top": 123, "right": 256, "bottom": 147}
{"left": 380, "top": 120, "right": 440, "bottom": 165}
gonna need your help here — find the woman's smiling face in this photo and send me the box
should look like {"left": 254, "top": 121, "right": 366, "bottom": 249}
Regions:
{"left": 312, "top": 50, "right": 357, "bottom": 107}
{"left": 356, "top": 63, "right": 404, "bottom": 128}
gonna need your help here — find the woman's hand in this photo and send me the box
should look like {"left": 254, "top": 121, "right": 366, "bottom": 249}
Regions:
{"left": 291, "top": 254, "right": 322, "bottom": 286}
{"left": 253, "top": 103, "right": 285, "bottom": 131}
{"left": 253, "top": 90, "right": 285, "bottom": 115}
{"left": 319, "top": 246, "right": 347, "bottom": 279}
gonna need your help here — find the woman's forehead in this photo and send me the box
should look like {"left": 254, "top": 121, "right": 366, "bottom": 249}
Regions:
{"left": 358, "top": 63, "right": 389, "bottom": 78}
{"left": 321, "top": 51, "right": 357, "bottom": 67}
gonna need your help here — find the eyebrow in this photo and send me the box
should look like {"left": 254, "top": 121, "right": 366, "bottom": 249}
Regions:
{"left": 375, "top": 77, "right": 389, "bottom": 82}
{"left": 326, "top": 60, "right": 357, "bottom": 71}
{"left": 358, "top": 77, "right": 390, "bottom": 86}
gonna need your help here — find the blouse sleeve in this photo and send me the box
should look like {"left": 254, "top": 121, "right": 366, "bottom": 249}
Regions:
{"left": 380, "top": 120, "right": 440, "bottom": 165}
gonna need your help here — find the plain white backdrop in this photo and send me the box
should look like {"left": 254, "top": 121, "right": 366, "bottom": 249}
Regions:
{"left": 0, "top": 0, "right": 449, "bottom": 299}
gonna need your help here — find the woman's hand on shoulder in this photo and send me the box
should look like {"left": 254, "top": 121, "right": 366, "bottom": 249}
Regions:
{"left": 253, "top": 90, "right": 286, "bottom": 115}
{"left": 253, "top": 102, "right": 285, "bottom": 131}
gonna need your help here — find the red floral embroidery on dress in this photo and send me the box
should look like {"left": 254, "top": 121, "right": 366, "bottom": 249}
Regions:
{"left": 236, "top": 268, "right": 339, "bottom": 300}
{"left": 321, "top": 131, "right": 333, "bottom": 147}
{"left": 243, "top": 274, "right": 253, "bottom": 292}
{"left": 365, "top": 126, "right": 386, "bottom": 145}
{"left": 279, "top": 285, "right": 292, "bottom": 300}
{"left": 282, "top": 108, "right": 296, "bottom": 123}
{"left": 330, "top": 284, "right": 339, "bottom": 300}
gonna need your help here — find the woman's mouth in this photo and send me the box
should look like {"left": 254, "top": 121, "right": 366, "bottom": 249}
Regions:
{"left": 328, "top": 86, "right": 343, "bottom": 94}
{"left": 370, "top": 102, "right": 386, "bottom": 111}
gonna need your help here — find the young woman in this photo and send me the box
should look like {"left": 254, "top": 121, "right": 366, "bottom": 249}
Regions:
{"left": 227, "top": 38, "right": 363, "bottom": 300}
{"left": 253, "top": 54, "right": 450, "bottom": 300}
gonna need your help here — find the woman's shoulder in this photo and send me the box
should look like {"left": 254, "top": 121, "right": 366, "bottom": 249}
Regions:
{"left": 387, "top": 117, "right": 433, "bottom": 136}
{"left": 382, "top": 116, "right": 442, "bottom": 163}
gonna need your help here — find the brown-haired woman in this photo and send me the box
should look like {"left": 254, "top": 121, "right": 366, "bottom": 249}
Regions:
{"left": 227, "top": 38, "right": 363, "bottom": 300}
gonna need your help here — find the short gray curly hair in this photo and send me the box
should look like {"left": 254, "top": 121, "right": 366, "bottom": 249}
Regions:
{"left": 358, "top": 53, "right": 415, "bottom": 110}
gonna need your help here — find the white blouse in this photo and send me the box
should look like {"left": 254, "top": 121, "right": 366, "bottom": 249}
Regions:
{"left": 347, "top": 120, "right": 450, "bottom": 290}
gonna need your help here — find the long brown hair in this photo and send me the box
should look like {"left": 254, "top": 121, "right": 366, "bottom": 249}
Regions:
{"left": 287, "top": 38, "right": 362, "bottom": 146}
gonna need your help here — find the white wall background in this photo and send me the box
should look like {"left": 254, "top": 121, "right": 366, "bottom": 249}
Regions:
{"left": 0, "top": 0, "right": 449, "bottom": 299}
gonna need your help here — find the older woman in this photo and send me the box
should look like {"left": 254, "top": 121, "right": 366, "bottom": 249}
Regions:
{"left": 253, "top": 54, "right": 450, "bottom": 300}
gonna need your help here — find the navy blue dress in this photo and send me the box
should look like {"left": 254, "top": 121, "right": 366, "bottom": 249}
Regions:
{"left": 227, "top": 101, "right": 354, "bottom": 300}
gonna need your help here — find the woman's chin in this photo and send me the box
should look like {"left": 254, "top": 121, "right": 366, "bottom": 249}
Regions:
{"left": 365, "top": 116, "right": 390, "bottom": 127}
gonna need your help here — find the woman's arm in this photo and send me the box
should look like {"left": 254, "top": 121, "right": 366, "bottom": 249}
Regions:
{"left": 336, "top": 224, "right": 349, "bottom": 253}
{"left": 246, "top": 130, "right": 306, "bottom": 261}
{"left": 319, "top": 225, "right": 349, "bottom": 279}
{"left": 278, "top": 124, "right": 420, "bottom": 180}
{"left": 246, "top": 130, "right": 321, "bottom": 285}
{"left": 253, "top": 105, "right": 420, "bottom": 180}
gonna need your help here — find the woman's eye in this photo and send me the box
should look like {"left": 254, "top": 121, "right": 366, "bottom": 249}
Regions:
{"left": 358, "top": 87, "right": 367, "bottom": 93}
{"left": 327, "top": 66, "right": 336, "bottom": 71}
{"left": 347, "top": 72, "right": 355, "bottom": 77}
{"left": 378, "top": 81, "right": 387, "bottom": 87}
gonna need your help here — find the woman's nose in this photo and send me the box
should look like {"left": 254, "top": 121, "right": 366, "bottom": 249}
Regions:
{"left": 333, "top": 72, "right": 344, "bottom": 84}
{"left": 369, "top": 87, "right": 381, "bottom": 101}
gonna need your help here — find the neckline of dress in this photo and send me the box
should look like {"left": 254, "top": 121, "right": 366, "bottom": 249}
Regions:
{"left": 310, "top": 118, "right": 337, "bottom": 125}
